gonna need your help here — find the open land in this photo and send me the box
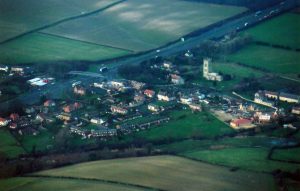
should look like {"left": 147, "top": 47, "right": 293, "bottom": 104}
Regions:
{"left": 31, "top": 155, "right": 276, "bottom": 191}
{"left": 0, "top": 33, "right": 131, "bottom": 65}
{"left": 0, "top": 130, "right": 25, "bottom": 158}
{"left": 43, "top": 0, "right": 247, "bottom": 52}
{"left": 228, "top": 44, "right": 300, "bottom": 79}
{"left": 243, "top": 13, "right": 300, "bottom": 49}
{"left": 272, "top": 147, "right": 300, "bottom": 163}
{"left": 0, "top": 0, "right": 119, "bottom": 42}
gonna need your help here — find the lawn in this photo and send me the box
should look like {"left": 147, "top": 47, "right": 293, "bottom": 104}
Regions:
{"left": 36, "top": 155, "right": 275, "bottom": 191}
{"left": 272, "top": 147, "right": 300, "bottom": 163}
{"left": 0, "top": 177, "right": 142, "bottom": 191}
{"left": 0, "top": 130, "right": 25, "bottom": 158}
{"left": 0, "top": 33, "right": 131, "bottom": 65}
{"left": 132, "top": 110, "right": 234, "bottom": 141}
{"left": 183, "top": 147, "right": 300, "bottom": 173}
{"left": 0, "top": 0, "right": 119, "bottom": 42}
{"left": 43, "top": 0, "right": 247, "bottom": 52}
{"left": 228, "top": 44, "right": 300, "bottom": 77}
{"left": 243, "top": 13, "right": 300, "bottom": 49}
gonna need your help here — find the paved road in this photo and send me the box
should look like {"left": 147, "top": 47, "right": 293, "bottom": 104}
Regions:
{"left": 0, "top": 0, "right": 297, "bottom": 110}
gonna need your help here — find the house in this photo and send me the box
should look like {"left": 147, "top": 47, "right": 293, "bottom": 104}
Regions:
{"left": 63, "top": 105, "right": 74, "bottom": 113}
{"left": 130, "top": 81, "right": 145, "bottom": 90}
{"left": 74, "top": 86, "right": 86, "bottom": 96}
{"left": 0, "top": 65, "right": 8, "bottom": 72}
{"left": 230, "top": 118, "right": 253, "bottom": 129}
{"left": 110, "top": 81, "right": 125, "bottom": 89}
{"left": 10, "top": 113, "right": 19, "bottom": 121}
{"left": 189, "top": 103, "right": 202, "bottom": 111}
{"left": 144, "top": 89, "right": 155, "bottom": 98}
{"left": 254, "top": 91, "right": 274, "bottom": 107}
{"left": 148, "top": 104, "right": 160, "bottom": 112}
{"left": 0, "top": 118, "right": 9, "bottom": 127}
{"left": 36, "top": 113, "right": 46, "bottom": 122}
{"left": 171, "top": 74, "right": 185, "bottom": 85}
{"left": 90, "top": 118, "right": 105, "bottom": 125}
{"left": 163, "top": 61, "right": 173, "bottom": 70}
{"left": 279, "top": 93, "right": 299, "bottom": 103}
{"left": 111, "top": 106, "right": 128, "bottom": 115}
{"left": 180, "top": 96, "right": 192, "bottom": 105}
{"left": 134, "top": 94, "right": 145, "bottom": 103}
{"left": 292, "top": 107, "right": 300, "bottom": 115}
{"left": 44, "top": 100, "right": 56, "bottom": 107}
{"left": 10, "top": 123, "right": 17, "bottom": 129}
{"left": 57, "top": 113, "right": 72, "bottom": 121}
{"left": 255, "top": 112, "right": 271, "bottom": 122}
{"left": 25, "top": 107, "right": 36, "bottom": 114}
{"left": 264, "top": 91, "right": 278, "bottom": 99}
{"left": 11, "top": 67, "right": 24, "bottom": 73}
{"left": 157, "top": 91, "right": 175, "bottom": 102}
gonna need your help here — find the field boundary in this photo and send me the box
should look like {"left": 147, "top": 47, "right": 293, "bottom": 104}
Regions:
{"left": 24, "top": 175, "right": 166, "bottom": 191}
{"left": 38, "top": 32, "right": 135, "bottom": 53}
{"left": 0, "top": 0, "right": 127, "bottom": 45}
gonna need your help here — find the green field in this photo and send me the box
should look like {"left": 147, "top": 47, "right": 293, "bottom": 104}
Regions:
{"left": 33, "top": 155, "right": 275, "bottom": 191}
{"left": 131, "top": 110, "right": 234, "bottom": 141}
{"left": 183, "top": 147, "right": 300, "bottom": 173}
{"left": 228, "top": 44, "right": 300, "bottom": 78}
{"left": 243, "top": 13, "right": 300, "bottom": 49}
{"left": 0, "top": 177, "right": 142, "bottom": 191}
{"left": 0, "top": 33, "right": 131, "bottom": 64}
{"left": 272, "top": 147, "right": 300, "bottom": 163}
{"left": 43, "top": 0, "right": 247, "bottom": 51}
{"left": 0, "top": 130, "right": 25, "bottom": 158}
{"left": 0, "top": 0, "right": 118, "bottom": 42}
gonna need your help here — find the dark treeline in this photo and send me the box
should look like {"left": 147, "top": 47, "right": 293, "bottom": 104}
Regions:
{"left": 185, "top": 0, "right": 282, "bottom": 9}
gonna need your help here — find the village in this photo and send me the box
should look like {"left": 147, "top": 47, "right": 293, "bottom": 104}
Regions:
{"left": 1, "top": 56, "right": 300, "bottom": 144}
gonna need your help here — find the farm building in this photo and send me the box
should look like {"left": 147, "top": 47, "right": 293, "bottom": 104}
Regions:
{"left": 254, "top": 91, "right": 275, "bottom": 107}
{"left": 292, "top": 107, "right": 300, "bottom": 115}
{"left": 279, "top": 93, "right": 299, "bottom": 103}
{"left": 180, "top": 96, "right": 192, "bottom": 105}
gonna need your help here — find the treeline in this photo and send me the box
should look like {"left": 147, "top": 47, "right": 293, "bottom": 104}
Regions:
{"left": 185, "top": 0, "right": 283, "bottom": 9}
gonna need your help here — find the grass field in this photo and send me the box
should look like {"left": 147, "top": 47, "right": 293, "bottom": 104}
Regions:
{"left": 0, "top": 0, "right": 119, "bottom": 42}
{"left": 272, "top": 147, "right": 300, "bottom": 163}
{"left": 183, "top": 147, "right": 300, "bottom": 173}
{"left": 0, "top": 177, "right": 142, "bottom": 191}
{"left": 0, "top": 130, "right": 25, "bottom": 158}
{"left": 243, "top": 13, "right": 300, "bottom": 49}
{"left": 43, "top": 0, "right": 247, "bottom": 52}
{"left": 228, "top": 44, "right": 300, "bottom": 78}
{"left": 0, "top": 33, "right": 131, "bottom": 65}
{"left": 34, "top": 155, "right": 275, "bottom": 191}
{"left": 131, "top": 110, "right": 234, "bottom": 141}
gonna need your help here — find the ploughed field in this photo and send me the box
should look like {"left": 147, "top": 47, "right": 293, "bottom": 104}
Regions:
{"left": 0, "top": 0, "right": 246, "bottom": 64}
{"left": 0, "top": 155, "right": 276, "bottom": 191}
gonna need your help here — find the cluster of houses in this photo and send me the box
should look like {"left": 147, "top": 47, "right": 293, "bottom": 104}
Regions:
{"left": 255, "top": 90, "right": 300, "bottom": 107}
{"left": 0, "top": 65, "right": 33, "bottom": 76}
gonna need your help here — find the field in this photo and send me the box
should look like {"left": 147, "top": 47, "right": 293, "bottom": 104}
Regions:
{"left": 43, "top": 0, "right": 247, "bottom": 52}
{"left": 131, "top": 110, "right": 234, "bottom": 141}
{"left": 31, "top": 155, "right": 276, "bottom": 191}
{"left": 183, "top": 147, "right": 300, "bottom": 173}
{"left": 228, "top": 44, "right": 300, "bottom": 78}
{"left": 243, "top": 13, "right": 300, "bottom": 49}
{"left": 272, "top": 147, "right": 300, "bottom": 163}
{"left": 0, "top": 177, "right": 142, "bottom": 191}
{"left": 0, "top": 0, "right": 119, "bottom": 42}
{"left": 0, "top": 33, "right": 131, "bottom": 64}
{"left": 0, "top": 130, "right": 25, "bottom": 158}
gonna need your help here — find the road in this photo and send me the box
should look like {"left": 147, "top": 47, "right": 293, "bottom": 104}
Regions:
{"left": 0, "top": 0, "right": 297, "bottom": 110}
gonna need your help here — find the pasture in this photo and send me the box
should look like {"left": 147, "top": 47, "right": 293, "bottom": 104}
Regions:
{"left": 272, "top": 147, "right": 300, "bottom": 163}
{"left": 132, "top": 110, "right": 233, "bottom": 141}
{"left": 243, "top": 13, "right": 300, "bottom": 49}
{"left": 0, "top": 33, "right": 131, "bottom": 65}
{"left": 0, "top": 0, "right": 119, "bottom": 42}
{"left": 43, "top": 0, "right": 247, "bottom": 51}
{"left": 35, "top": 155, "right": 275, "bottom": 191}
{"left": 0, "top": 130, "right": 25, "bottom": 159}
{"left": 183, "top": 147, "right": 300, "bottom": 173}
{"left": 228, "top": 44, "right": 300, "bottom": 78}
